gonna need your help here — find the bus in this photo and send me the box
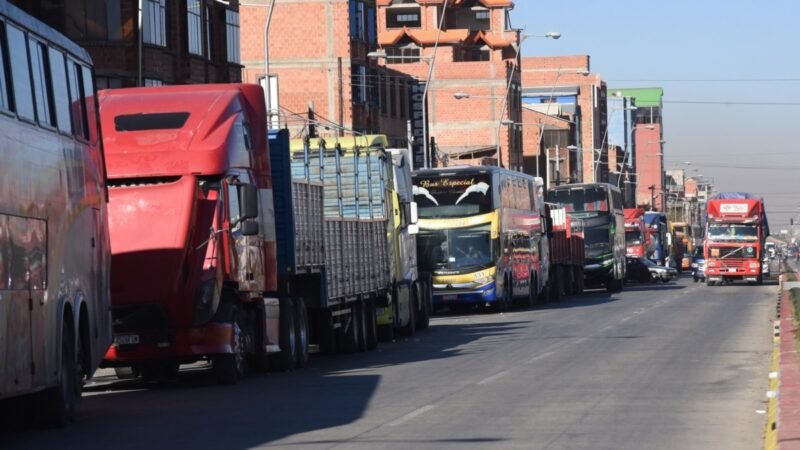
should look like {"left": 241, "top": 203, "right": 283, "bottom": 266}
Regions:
{"left": 413, "top": 166, "right": 548, "bottom": 312}
{"left": 547, "top": 183, "right": 626, "bottom": 292}
{"left": 0, "top": 2, "right": 110, "bottom": 426}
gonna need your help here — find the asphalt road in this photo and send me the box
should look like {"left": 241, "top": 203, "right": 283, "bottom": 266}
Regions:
{"left": 2, "top": 271, "right": 778, "bottom": 450}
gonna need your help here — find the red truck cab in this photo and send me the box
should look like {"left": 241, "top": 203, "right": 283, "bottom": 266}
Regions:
{"left": 99, "top": 84, "right": 294, "bottom": 382}
{"left": 623, "top": 208, "right": 649, "bottom": 258}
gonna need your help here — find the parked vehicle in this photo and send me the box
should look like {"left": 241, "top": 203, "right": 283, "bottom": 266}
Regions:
{"left": 548, "top": 183, "right": 626, "bottom": 292}
{"left": 691, "top": 247, "right": 706, "bottom": 283}
{"left": 547, "top": 203, "right": 586, "bottom": 300}
{"left": 0, "top": 2, "right": 111, "bottom": 427}
{"left": 704, "top": 193, "right": 769, "bottom": 285}
{"left": 624, "top": 208, "right": 650, "bottom": 258}
{"left": 644, "top": 212, "right": 670, "bottom": 266}
{"left": 626, "top": 257, "right": 654, "bottom": 283}
{"left": 100, "top": 85, "right": 392, "bottom": 385}
{"left": 643, "top": 258, "right": 678, "bottom": 282}
{"left": 413, "top": 166, "right": 548, "bottom": 312}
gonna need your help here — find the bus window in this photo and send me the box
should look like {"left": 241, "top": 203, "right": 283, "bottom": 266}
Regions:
{"left": 29, "top": 38, "right": 54, "bottom": 127}
{"left": 81, "top": 64, "right": 95, "bottom": 140}
{"left": 0, "top": 22, "right": 10, "bottom": 110}
{"left": 48, "top": 47, "right": 71, "bottom": 134}
{"left": 67, "top": 60, "right": 88, "bottom": 139}
{"left": 7, "top": 24, "right": 34, "bottom": 121}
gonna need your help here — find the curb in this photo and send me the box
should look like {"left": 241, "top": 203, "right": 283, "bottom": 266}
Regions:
{"left": 774, "top": 272, "right": 800, "bottom": 450}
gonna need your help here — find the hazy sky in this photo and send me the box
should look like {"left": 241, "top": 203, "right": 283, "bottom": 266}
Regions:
{"left": 514, "top": 0, "right": 800, "bottom": 232}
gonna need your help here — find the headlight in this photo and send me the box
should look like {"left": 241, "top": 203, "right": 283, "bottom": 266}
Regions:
{"left": 690, "top": 263, "right": 698, "bottom": 268}
{"left": 707, "top": 261, "right": 716, "bottom": 267}
{"left": 474, "top": 276, "right": 494, "bottom": 286}
{"left": 749, "top": 262, "right": 759, "bottom": 269}
{"left": 601, "top": 258, "right": 614, "bottom": 267}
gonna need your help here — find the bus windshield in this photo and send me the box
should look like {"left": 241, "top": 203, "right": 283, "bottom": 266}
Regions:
{"left": 707, "top": 223, "right": 758, "bottom": 241}
{"left": 417, "top": 224, "right": 494, "bottom": 271}
{"left": 413, "top": 173, "right": 493, "bottom": 218}
{"left": 584, "top": 227, "right": 612, "bottom": 258}
{"left": 549, "top": 186, "right": 609, "bottom": 215}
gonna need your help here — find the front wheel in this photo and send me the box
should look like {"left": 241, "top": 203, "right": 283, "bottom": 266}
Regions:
{"left": 271, "top": 298, "right": 298, "bottom": 370}
{"left": 40, "top": 319, "right": 82, "bottom": 427}
{"left": 213, "top": 305, "right": 248, "bottom": 384}
{"left": 294, "top": 297, "right": 310, "bottom": 368}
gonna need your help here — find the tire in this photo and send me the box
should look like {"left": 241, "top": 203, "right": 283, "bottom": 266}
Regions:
{"left": 415, "top": 281, "right": 431, "bottom": 330}
{"left": 757, "top": 275, "right": 764, "bottom": 285}
{"left": 213, "top": 305, "right": 248, "bottom": 384}
{"left": 339, "top": 303, "right": 360, "bottom": 354}
{"left": 551, "top": 267, "right": 562, "bottom": 303}
{"left": 526, "top": 275, "right": 537, "bottom": 307}
{"left": 364, "top": 297, "right": 378, "bottom": 351}
{"left": 40, "top": 318, "right": 82, "bottom": 427}
{"left": 114, "top": 366, "right": 140, "bottom": 380}
{"left": 376, "top": 295, "right": 395, "bottom": 342}
{"left": 398, "top": 286, "right": 417, "bottom": 336}
{"left": 294, "top": 297, "right": 310, "bottom": 369}
{"left": 706, "top": 279, "right": 715, "bottom": 287}
{"left": 271, "top": 298, "right": 298, "bottom": 370}
{"left": 356, "top": 300, "right": 368, "bottom": 352}
{"left": 317, "top": 310, "right": 338, "bottom": 355}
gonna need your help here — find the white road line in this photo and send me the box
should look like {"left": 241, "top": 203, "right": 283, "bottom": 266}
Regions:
{"left": 477, "top": 369, "right": 511, "bottom": 385}
{"left": 385, "top": 404, "right": 436, "bottom": 427}
{"left": 527, "top": 350, "right": 556, "bottom": 363}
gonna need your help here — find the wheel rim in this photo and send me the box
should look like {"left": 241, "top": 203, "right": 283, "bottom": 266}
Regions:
{"left": 232, "top": 320, "right": 246, "bottom": 375}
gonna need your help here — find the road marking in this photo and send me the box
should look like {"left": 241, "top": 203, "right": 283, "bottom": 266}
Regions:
{"left": 385, "top": 404, "right": 436, "bottom": 427}
{"left": 477, "top": 369, "right": 510, "bottom": 385}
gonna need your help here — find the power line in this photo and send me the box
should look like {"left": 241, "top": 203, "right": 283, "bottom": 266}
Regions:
{"left": 664, "top": 100, "right": 800, "bottom": 106}
{"left": 609, "top": 78, "right": 800, "bottom": 82}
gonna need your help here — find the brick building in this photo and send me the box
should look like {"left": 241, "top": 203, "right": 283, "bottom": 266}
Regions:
{"left": 240, "top": 0, "right": 413, "bottom": 147}
{"left": 12, "top": 0, "right": 243, "bottom": 88}
{"left": 609, "top": 87, "right": 665, "bottom": 210}
{"left": 374, "top": 0, "right": 522, "bottom": 169}
{"left": 520, "top": 55, "right": 607, "bottom": 183}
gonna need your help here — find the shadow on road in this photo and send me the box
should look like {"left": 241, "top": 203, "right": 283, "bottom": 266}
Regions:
{"left": 1, "top": 320, "right": 528, "bottom": 449}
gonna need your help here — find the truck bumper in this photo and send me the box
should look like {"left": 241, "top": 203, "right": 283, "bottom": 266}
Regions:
{"left": 102, "top": 322, "right": 234, "bottom": 366}
{"left": 432, "top": 282, "right": 497, "bottom": 306}
{"left": 583, "top": 265, "right": 614, "bottom": 286}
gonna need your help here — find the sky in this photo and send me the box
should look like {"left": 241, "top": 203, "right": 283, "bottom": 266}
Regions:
{"left": 514, "top": 0, "right": 800, "bottom": 233}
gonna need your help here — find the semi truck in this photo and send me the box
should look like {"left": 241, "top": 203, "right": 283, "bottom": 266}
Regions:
{"left": 100, "top": 84, "right": 392, "bottom": 383}
{"left": 644, "top": 211, "right": 670, "bottom": 266}
{"left": 704, "top": 193, "right": 769, "bottom": 285}
{"left": 546, "top": 206, "right": 586, "bottom": 300}
{"left": 623, "top": 208, "right": 649, "bottom": 258}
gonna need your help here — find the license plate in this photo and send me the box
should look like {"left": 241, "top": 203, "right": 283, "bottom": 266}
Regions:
{"left": 728, "top": 268, "right": 737, "bottom": 273}
{"left": 114, "top": 334, "right": 140, "bottom": 345}
{"left": 442, "top": 295, "right": 458, "bottom": 301}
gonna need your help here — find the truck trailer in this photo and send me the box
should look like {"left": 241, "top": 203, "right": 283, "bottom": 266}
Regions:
{"left": 546, "top": 206, "right": 586, "bottom": 300}
{"left": 704, "top": 193, "right": 769, "bottom": 285}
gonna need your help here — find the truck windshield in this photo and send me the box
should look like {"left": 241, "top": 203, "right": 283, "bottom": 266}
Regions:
{"left": 417, "top": 224, "right": 494, "bottom": 271}
{"left": 413, "top": 174, "right": 493, "bottom": 219}
{"left": 707, "top": 223, "right": 758, "bottom": 241}
{"left": 626, "top": 230, "right": 643, "bottom": 246}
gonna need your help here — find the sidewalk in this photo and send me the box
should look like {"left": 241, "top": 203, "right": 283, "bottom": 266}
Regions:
{"left": 769, "top": 268, "right": 800, "bottom": 450}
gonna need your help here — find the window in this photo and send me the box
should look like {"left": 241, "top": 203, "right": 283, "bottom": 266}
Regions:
{"left": 206, "top": 6, "right": 212, "bottom": 60}
{"left": 385, "top": 45, "right": 420, "bottom": 63}
{"left": 349, "top": 0, "right": 366, "bottom": 40}
{"left": 48, "top": 48, "right": 71, "bottom": 133}
{"left": 115, "top": 112, "right": 190, "bottom": 131}
{"left": 67, "top": 60, "right": 88, "bottom": 139}
{"left": 0, "top": 22, "right": 10, "bottom": 110}
{"left": 29, "top": 38, "right": 54, "bottom": 127}
{"left": 351, "top": 65, "right": 366, "bottom": 105}
{"left": 187, "top": 1, "right": 202, "bottom": 56}
{"left": 366, "top": 5, "right": 376, "bottom": 45}
{"left": 455, "top": 46, "right": 490, "bottom": 62}
{"left": 144, "top": 78, "right": 163, "bottom": 87}
{"left": 225, "top": 10, "right": 240, "bottom": 63}
{"left": 7, "top": 24, "right": 34, "bottom": 121}
{"left": 142, "top": 0, "right": 166, "bottom": 46}
{"left": 387, "top": 8, "right": 421, "bottom": 28}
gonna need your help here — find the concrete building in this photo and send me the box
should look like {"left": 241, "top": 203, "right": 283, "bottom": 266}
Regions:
{"left": 519, "top": 55, "right": 607, "bottom": 183}
{"left": 609, "top": 87, "right": 665, "bottom": 210}
{"left": 13, "top": 0, "right": 243, "bottom": 88}
{"left": 374, "top": 0, "right": 522, "bottom": 169}
{"left": 239, "top": 0, "right": 413, "bottom": 147}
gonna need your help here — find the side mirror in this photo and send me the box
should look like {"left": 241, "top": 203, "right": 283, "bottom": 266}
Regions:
{"left": 239, "top": 184, "right": 259, "bottom": 220}
{"left": 409, "top": 202, "right": 418, "bottom": 224}
{"left": 241, "top": 221, "right": 259, "bottom": 236}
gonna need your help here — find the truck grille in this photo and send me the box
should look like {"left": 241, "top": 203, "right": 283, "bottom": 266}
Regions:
{"left": 112, "top": 304, "right": 172, "bottom": 344}
{"left": 717, "top": 258, "right": 747, "bottom": 269}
